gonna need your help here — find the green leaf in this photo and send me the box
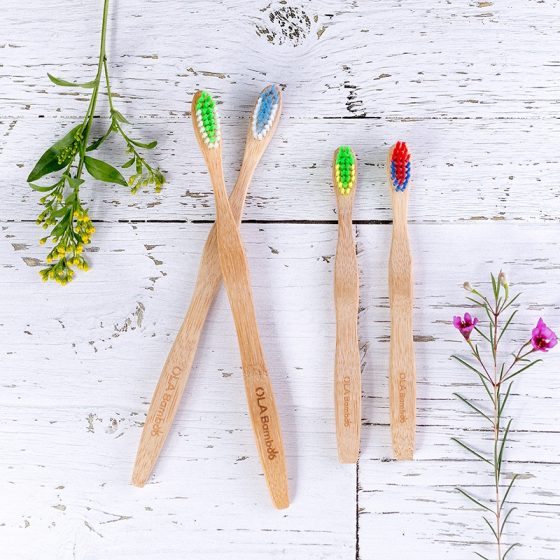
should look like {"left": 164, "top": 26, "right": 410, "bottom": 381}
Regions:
{"left": 451, "top": 355, "right": 494, "bottom": 401}
{"left": 501, "top": 292, "right": 521, "bottom": 313}
{"left": 121, "top": 157, "right": 135, "bottom": 169}
{"left": 129, "top": 138, "right": 157, "bottom": 149}
{"left": 48, "top": 73, "right": 97, "bottom": 88}
{"left": 499, "top": 382, "right": 514, "bottom": 416}
{"left": 111, "top": 109, "right": 130, "bottom": 124}
{"left": 84, "top": 156, "right": 127, "bottom": 186}
{"left": 498, "top": 310, "right": 518, "bottom": 344}
{"left": 500, "top": 506, "right": 517, "bottom": 534}
{"left": 502, "top": 543, "right": 520, "bottom": 559}
{"left": 456, "top": 487, "right": 494, "bottom": 513}
{"left": 29, "top": 182, "right": 58, "bottom": 192}
{"left": 491, "top": 273, "right": 499, "bottom": 301}
{"left": 503, "top": 359, "right": 543, "bottom": 383}
{"left": 452, "top": 438, "right": 493, "bottom": 465}
{"left": 497, "top": 418, "right": 513, "bottom": 474}
{"left": 87, "top": 126, "right": 113, "bottom": 152}
{"left": 453, "top": 393, "right": 492, "bottom": 423}
{"left": 482, "top": 516, "right": 498, "bottom": 541}
{"left": 63, "top": 175, "right": 85, "bottom": 189}
{"left": 27, "top": 124, "right": 82, "bottom": 182}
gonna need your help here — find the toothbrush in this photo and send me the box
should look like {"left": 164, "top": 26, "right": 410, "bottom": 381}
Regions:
{"left": 190, "top": 90, "right": 288, "bottom": 508}
{"left": 132, "top": 86, "right": 284, "bottom": 495}
{"left": 387, "top": 141, "right": 416, "bottom": 460}
{"left": 332, "top": 146, "right": 361, "bottom": 463}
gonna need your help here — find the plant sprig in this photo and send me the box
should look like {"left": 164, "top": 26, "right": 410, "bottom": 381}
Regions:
{"left": 27, "top": 0, "right": 164, "bottom": 284}
{"left": 451, "top": 273, "right": 557, "bottom": 560}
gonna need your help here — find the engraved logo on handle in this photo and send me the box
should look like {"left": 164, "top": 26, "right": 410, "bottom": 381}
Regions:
{"left": 256, "top": 386, "right": 279, "bottom": 460}
{"left": 343, "top": 375, "right": 351, "bottom": 427}
{"left": 150, "top": 366, "right": 182, "bottom": 437}
{"left": 398, "top": 371, "right": 407, "bottom": 423}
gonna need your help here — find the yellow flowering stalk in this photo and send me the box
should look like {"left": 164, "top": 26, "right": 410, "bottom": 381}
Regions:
{"left": 27, "top": 0, "right": 164, "bottom": 284}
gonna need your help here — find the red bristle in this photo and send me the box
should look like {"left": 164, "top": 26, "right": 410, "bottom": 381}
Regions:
{"left": 391, "top": 141, "right": 410, "bottom": 187}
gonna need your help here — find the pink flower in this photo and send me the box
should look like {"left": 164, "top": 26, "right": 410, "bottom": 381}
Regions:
{"left": 531, "top": 318, "right": 558, "bottom": 352}
{"left": 453, "top": 313, "right": 479, "bottom": 340}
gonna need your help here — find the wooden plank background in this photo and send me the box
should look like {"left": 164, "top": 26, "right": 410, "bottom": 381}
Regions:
{"left": 1, "top": 1, "right": 559, "bottom": 559}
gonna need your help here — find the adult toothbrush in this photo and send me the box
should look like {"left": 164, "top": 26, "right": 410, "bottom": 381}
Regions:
{"left": 190, "top": 90, "right": 288, "bottom": 508}
{"left": 387, "top": 141, "right": 416, "bottom": 460}
{"left": 332, "top": 146, "right": 361, "bottom": 463}
{"left": 132, "top": 86, "right": 283, "bottom": 492}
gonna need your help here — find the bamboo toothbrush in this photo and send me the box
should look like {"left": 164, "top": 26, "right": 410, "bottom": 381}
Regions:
{"left": 132, "top": 86, "right": 284, "bottom": 492}
{"left": 332, "top": 146, "right": 361, "bottom": 463}
{"left": 387, "top": 141, "right": 416, "bottom": 460}
{"left": 191, "top": 90, "right": 288, "bottom": 508}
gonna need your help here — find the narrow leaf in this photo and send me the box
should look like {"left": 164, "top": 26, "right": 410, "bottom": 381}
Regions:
{"left": 498, "top": 310, "right": 518, "bottom": 343}
{"left": 491, "top": 273, "right": 499, "bottom": 301}
{"left": 453, "top": 393, "right": 492, "bottom": 423}
{"left": 121, "top": 157, "right": 135, "bottom": 169}
{"left": 452, "top": 438, "right": 492, "bottom": 465}
{"left": 456, "top": 487, "right": 494, "bottom": 513}
{"left": 27, "top": 124, "right": 82, "bottom": 182}
{"left": 500, "top": 507, "right": 517, "bottom": 535}
{"left": 502, "top": 543, "right": 520, "bottom": 559}
{"left": 64, "top": 175, "right": 85, "bottom": 189}
{"left": 29, "top": 182, "right": 57, "bottom": 192}
{"left": 84, "top": 156, "right": 127, "bottom": 186}
{"left": 497, "top": 418, "right": 513, "bottom": 474}
{"left": 482, "top": 516, "right": 498, "bottom": 541}
{"left": 501, "top": 292, "right": 521, "bottom": 313}
{"left": 474, "top": 326, "right": 491, "bottom": 343}
{"left": 503, "top": 359, "right": 543, "bottom": 382}
{"left": 129, "top": 138, "right": 157, "bottom": 149}
{"left": 47, "top": 73, "right": 97, "bottom": 88}
{"left": 499, "top": 383, "right": 513, "bottom": 416}
{"left": 111, "top": 109, "right": 130, "bottom": 124}
{"left": 87, "top": 126, "right": 113, "bottom": 152}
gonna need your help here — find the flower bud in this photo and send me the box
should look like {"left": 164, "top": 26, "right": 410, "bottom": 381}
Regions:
{"left": 463, "top": 281, "right": 474, "bottom": 292}
{"left": 498, "top": 270, "right": 508, "bottom": 288}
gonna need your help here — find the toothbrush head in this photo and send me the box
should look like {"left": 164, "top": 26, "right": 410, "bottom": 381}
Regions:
{"left": 194, "top": 91, "right": 221, "bottom": 148}
{"left": 334, "top": 146, "right": 356, "bottom": 195}
{"left": 389, "top": 141, "right": 411, "bottom": 192}
{"left": 252, "top": 85, "right": 281, "bottom": 140}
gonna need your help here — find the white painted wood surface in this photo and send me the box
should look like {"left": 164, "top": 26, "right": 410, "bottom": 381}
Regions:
{"left": 1, "top": 1, "right": 560, "bottom": 559}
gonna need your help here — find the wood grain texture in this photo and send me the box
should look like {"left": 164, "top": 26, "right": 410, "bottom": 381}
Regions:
{"left": 333, "top": 148, "right": 361, "bottom": 463}
{"left": 132, "top": 85, "right": 283, "bottom": 489}
{"left": 2, "top": 0, "right": 560, "bottom": 557}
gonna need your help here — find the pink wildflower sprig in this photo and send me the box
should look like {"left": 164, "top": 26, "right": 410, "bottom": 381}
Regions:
{"left": 451, "top": 272, "right": 556, "bottom": 560}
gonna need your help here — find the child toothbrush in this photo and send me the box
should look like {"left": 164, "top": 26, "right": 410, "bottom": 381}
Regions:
{"left": 333, "top": 147, "right": 361, "bottom": 463}
{"left": 191, "top": 90, "right": 288, "bottom": 508}
{"left": 132, "top": 87, "right": 284, "bottom": 501}
{"left": 387, "top": 141, "right": 416, "bottom": 460}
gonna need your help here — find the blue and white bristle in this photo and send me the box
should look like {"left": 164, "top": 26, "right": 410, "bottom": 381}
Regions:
{"left": 252, "top": 85, "right": 280, "bottom": 140}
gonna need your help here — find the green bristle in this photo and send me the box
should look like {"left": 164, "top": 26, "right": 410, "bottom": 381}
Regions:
{"left": 335, "top": 146, "right": 356, "bottom": 195}
{"left": 196, "top": 91, "right": 218, "bottom": 144}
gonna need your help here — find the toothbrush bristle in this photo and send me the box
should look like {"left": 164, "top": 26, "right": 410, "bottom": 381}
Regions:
{"left": 390, "top": 141, "right": 411, "bottom": 192}
{"left": 195, "top": 91, "right": 221, "bottom": 148}
{"left": 335, "top": 146, "right": 356, "bottom": 195}
{"left": 252, "top": 85, "right": 280, "bottom": 140}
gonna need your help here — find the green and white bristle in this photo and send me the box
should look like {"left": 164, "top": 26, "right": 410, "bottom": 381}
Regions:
{"left": 195, "top": 91, "right": 221, "bottom": 148}
{"left": 335, "top": 146, "right": 356, "bottom": 195}
{"left": 252, "top": 85, "right": 280, "bottom": 140}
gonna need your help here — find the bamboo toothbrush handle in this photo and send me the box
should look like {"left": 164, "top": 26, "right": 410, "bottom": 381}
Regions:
{"left": 212, "top": 162, "right": 289, "bottom": 509}
{"left": 132, "top": 161, "right": 255, "bottom": 487}
{"left": 388, "top": 216, "right": 416, "bottom": 460}
{"left": 334, "top": 213, "right": 361, "bottom": 463}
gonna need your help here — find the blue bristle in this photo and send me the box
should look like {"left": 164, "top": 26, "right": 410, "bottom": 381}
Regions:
{"left": 255, "top": 86, "right": 279, "bottom": 135}
{"left": 391, "top": 161, "right": 411, "bottom": 192}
